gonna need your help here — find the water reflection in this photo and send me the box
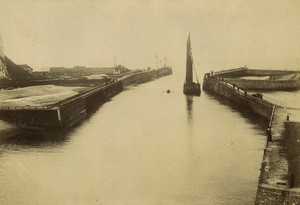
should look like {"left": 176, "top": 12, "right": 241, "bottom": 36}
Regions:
{"left": 0, "top": 101, "right": 108, "bottom": 149}
{"left": 204, "top": 91, "right": 269, "bottom": 131}
{"left": 185, "top": 95, "right": 193, "bottom": 121}
{"left": 0, "top": 128, "right": 72, "bottom": 148}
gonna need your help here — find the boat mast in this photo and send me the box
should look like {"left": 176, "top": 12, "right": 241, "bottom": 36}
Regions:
{"left": 155, "top": 53, "right": 158, "bottom": 69}
{"left": 0, "top": 35, "right": 8, "bottom": 79}
{"left": 185, "top": 33, "right": 193, "bottom": 85}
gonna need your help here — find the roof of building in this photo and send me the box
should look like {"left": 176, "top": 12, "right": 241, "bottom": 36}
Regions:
{"left": 18, "top": 64, "right": 33, "bottom": 70}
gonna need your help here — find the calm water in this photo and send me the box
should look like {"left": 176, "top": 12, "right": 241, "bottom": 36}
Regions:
{"left": 0, "top": 71, "right": 269, "bottom": 205}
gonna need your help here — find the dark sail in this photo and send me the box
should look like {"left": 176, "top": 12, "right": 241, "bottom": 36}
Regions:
{"left": 183, "top": 33, "right": 201, "bottom": 96}
{"left": 185, "top": 34, "right": 193, "bottom": 85}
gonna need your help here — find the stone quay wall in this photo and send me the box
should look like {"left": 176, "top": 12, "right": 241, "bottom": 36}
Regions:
{"left": 203, "top": 73, "right": 300, "bottom": 204}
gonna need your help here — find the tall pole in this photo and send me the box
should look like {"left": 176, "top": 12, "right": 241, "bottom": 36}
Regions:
{"left": 155, "top": 53, "right": 158, "bottom": 69}
{"left": 186, "top": 33, "right": 193, "bottom": 84}
{"left": 164, "top": 56, "right": 167, "bottom": 67}
{"left": 0, "top": 34, "right": 8, "bottom": 79}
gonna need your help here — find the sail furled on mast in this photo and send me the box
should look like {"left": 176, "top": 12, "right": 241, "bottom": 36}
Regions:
{"left": 183, "top": 33, "right": 201, "bottom": 96}
{"left": 185, "top": 34, "right": 193, "bottom": 85}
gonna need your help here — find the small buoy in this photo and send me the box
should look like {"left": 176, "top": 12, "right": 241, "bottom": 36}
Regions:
{"left": 167, "top": 89, "right": 171, "bottom": 93}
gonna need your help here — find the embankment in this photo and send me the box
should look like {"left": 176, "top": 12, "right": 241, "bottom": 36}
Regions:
{"left": 203, "top": 73, "right": 300, "bottom": 204}
{"left": 202, "top": 74, "right": 273, "bottom": 119}
{"left": 224, "top": 78, "right": 300, "bottom": 91}
{"left": 215, "top": 67, "right": 298, "bottom": 78}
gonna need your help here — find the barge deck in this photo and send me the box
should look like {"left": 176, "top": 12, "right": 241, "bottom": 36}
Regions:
{"left": 0, "top": 67, "right": 172, "bottom": 130}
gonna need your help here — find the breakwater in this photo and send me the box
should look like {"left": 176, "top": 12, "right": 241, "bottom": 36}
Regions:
{"left": 214, "top": 68, "right": 300, "bottom": 91}
{"left": 202, "top": 74, "right": 274, "bottom": 119}
{"left": 0, "top": 67, "right": 172, "bottom": 130}
{"left": 203, "top": 73, "right": 300, "bottom": 204}
{"left": 224, "top": 77, "right": 300, "bottom": 91}
{"left": 215, "top": 67, "right": 298, "bottom": 78}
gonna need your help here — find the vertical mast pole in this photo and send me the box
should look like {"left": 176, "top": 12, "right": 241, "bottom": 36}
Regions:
{"left": 185, "top": 33, "right": 193, "bottom": 84}
{"left": 155, "top": 53, "right": 158, "bottom": 69}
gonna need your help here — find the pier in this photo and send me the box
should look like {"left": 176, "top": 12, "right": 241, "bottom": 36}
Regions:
{"left": 203, "top": 70, "right": 300, "bottom": 204}
{"left": 214, "top": 67, "right": 300, "bottom": 90}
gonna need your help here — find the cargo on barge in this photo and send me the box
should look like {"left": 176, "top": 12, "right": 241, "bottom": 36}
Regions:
{"left": 0, "top": 67, "right": 173, "bottom": 130}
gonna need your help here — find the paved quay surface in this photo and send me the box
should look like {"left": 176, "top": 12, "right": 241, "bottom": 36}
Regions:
{"left": 255, "top": 108, "right": 300, "bottom": 204}
{"left": 285, "top": 120, "right": 300, "bottom": 188}
{"left": 260, "top": 108, "right": 289, "bottom": 188}
{"left": 258, "top": 106, "right": 300, "bottom": 193}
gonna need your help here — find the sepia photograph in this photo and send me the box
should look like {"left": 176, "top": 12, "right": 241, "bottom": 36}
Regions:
{"left": 0, "top": 0, "right": 300, "bottom": 204}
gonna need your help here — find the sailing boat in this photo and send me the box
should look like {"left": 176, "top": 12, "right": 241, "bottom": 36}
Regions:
{"left": 183, "top": 34, "right": 201, "bottom": 96}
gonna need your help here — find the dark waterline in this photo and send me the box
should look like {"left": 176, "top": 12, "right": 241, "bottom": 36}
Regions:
{"left": 0, "top": 71, "right": 268, "bottom": 204}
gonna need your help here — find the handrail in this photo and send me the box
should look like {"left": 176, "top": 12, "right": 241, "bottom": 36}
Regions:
{"left": 263, "top": 96, "right": 287, "bottom": 108}
{"left": 210, "top": 76, "right": 280, "bottom": 108}
{"left": 269, "top": 105, "right": 276, "bottom": 128}
{"left": 214, "top": 67, "right": 247, "bottom": 75}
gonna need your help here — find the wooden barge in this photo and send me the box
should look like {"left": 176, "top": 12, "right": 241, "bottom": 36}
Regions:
{"left": 0, "top": 67, "right": 172, "bottom": 130}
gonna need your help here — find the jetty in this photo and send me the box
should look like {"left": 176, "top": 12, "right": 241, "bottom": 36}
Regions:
{"left": 0, "top": 67, "right": 172, "bottom": 130}
{"left": 213, "top": 66, "right": 300, "bottom": 90}
{"left": 203, "top": 69, "right": 300, "bottom": 204}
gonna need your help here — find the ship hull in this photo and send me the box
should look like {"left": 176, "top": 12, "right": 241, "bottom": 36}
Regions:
{"left": 183, "top": 82, "right": 201, "bottom": 96}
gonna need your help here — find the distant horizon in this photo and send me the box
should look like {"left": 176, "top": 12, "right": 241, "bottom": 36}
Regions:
{"left": 1, "top": 0, "right": 300, "bottom": 72}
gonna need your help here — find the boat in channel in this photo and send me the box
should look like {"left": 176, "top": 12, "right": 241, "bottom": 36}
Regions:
{"left": 183, "top": 34, "right": 201, "bottom": 96}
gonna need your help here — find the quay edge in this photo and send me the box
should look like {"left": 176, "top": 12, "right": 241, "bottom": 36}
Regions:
{"left": 203, "top": 73, "right": 300, "bottom": 204}
{"left": 202, "top": 73, "right": 274, "bottom": 119}
{"left": 0, "top": 67, "right": 172, "bottom": 130}
{"left": 214, "top": 67, "right": 300, "bottom": 91}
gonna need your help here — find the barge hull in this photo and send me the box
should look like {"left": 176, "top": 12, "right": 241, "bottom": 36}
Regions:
{"left": 0, "top": 67, "right": 172, "bottom": 130}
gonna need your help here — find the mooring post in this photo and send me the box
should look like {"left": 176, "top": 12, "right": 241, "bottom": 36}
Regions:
{"left": 287, "top": 115, "right": 290, "bottom": 122}
{"left": 290, "top": 173, "right": 295, "bottom": 188}
{"left": 57, "top": 107, "right": 62, "bottom": 125}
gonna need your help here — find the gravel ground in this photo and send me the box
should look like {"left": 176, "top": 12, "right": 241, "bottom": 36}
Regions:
{"left": 0, "top": 85, "right": 88, "bottom": 107}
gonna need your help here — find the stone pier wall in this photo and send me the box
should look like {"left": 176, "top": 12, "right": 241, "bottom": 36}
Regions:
{"left": 203, "top": 73, "right": 300, "bottom": 204}
{"left": 203, "top": 75, "right": 273, "bottom": 119}
{"left": 224, "top": 78, "right": 300, "bottom": 90}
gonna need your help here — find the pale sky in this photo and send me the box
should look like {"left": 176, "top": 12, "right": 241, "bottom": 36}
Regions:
{"left": 0, "top": 0, "right": 300, "bottom": 72}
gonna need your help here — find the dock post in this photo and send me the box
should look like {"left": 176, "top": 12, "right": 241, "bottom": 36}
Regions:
{"left": 57, "top": 107, "right": 62, "bottom": 125}
{"left": 290, "top": 173, "right": 295, "bottom": 188}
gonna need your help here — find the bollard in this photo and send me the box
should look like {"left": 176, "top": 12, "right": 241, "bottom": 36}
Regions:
{"left": 287, "top": 115, "right": 290, "bottom": 121}
{"left": 290, "top": 173, "right": 295, "bottom": 188}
